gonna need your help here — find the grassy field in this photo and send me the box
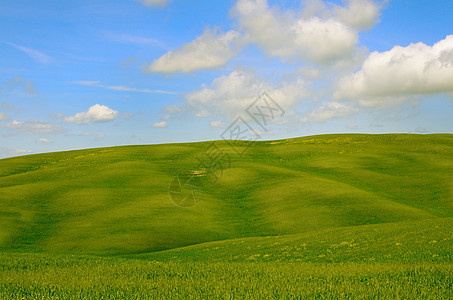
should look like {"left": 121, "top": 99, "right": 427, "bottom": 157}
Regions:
{"left": 0, "top": 134, "right": 452, "bottom": 298}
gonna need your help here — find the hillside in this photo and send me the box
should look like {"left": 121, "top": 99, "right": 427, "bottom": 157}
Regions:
{"left": 0, "top": 134, "right": 452, "bottom": 256}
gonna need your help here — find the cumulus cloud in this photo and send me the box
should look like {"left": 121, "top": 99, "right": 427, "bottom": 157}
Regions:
{"left": 0, "top": 112, "right": 11, "bottom": 122}
{"left": 15, "top": 149, "right": 32, "bottom": 154}
{"left": 335, "top": 35, "right": 453, "bottom": 108}
{"left": 145, "top": 28, "right": 243, "bottom": 73}
{"left": 143, "top": 0, "right": 382, "bottom": 73}
{"left": 333, "top": 0, "right": 382, "bottom": 30}
{"left": 152, "top": 121, "right": 167, "bottom": 128}
{"left": 3, "top": 120, "right": 62, "bottom": 134}
{"left": 302, "top": 101, "right": 357, "bottom": 122}
{"left": 64, "top": 104, "right": 119, "bottom": 125}
{"left": 183, "top": 69, "right": 306, "bottom": 119}
{"left": 232, "top": 0, "right": 365, "bottom": 64}
{"left": 36, "top": 138, "right": 51, "bottom": 144}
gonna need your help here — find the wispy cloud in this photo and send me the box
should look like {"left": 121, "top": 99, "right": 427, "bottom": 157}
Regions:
{"left": 74, "top": 81, "right": 177, "bottom": 95}
{"left": 4, "top": 76, "right": 36, "bottom": 95}
{"left": 5, "top": 42, "right": 51, "bottom": 64}
{"left": 140, "top": 0, "right": 170, "bottom": 7}
{"left": 0, "top": 113, "right": 11, "bottom": 122}
{"left": 105, "top": 33, "right": 167, "bottom": 48}
{"left": 3, "top": 120, "right": 62, "bottom": 134}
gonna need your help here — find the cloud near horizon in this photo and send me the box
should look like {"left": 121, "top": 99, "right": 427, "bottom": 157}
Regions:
{"left": 3, "top": 120, "right": 62, "bottom": 134}
{"left": 302, "top": 101, "right": 358, "bottom": 123}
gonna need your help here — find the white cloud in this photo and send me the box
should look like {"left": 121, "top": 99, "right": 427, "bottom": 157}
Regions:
{"left": 333, "top": 0, "right": 382, "bottom": 30}
{"left": 0, "top": 112, "right": 11, "bottom": 122}
{"left": 415, "top": 127, "right": 428, "bottom": 133}
{"left": 302, "top": 102, "right": 357, "bottom": 123}
{"left": 250, "top": 129, "right": 262, "bottom": 136}
{"left": 36, "top": 138, "right": 51, "bottom": 144}
{"left": 141, "top": 0, "right": 169, "bottom": 6}
{"left": 145, "top": 28, "right": 242, "bottom": 73}
{"left": 15, "top": 149, "right": 32, "bottom": 154}
{"left": 96, "top": 133, "right": 105, "bottom": 139}
{"left": 335, "top": 35, "right": 453, "bottom": 108}
{"left": 346, "top": 123, "right": 358, "bottom": 129}
{"left": 5, "top": 42, "right": 50, "bottom": 64}
{"left": 74, "top": 81, "right": 176, "bottom": 95}
{"left": 3, "top": 120, "right": 62, "bottom": 134}
{"left": 152, "top": 121, "right": 167, "bottom": 128}
{"left": 209, "top": 121, "right": 225, "bottom": 128}
{"left": 183, "top": 69, "right": 306, "bottom": 119}
{"left": 64, "top": 104, "right": 119, "bottom": 125}
{"left": 232, "top": 0, "right": 362, "bottom": 64}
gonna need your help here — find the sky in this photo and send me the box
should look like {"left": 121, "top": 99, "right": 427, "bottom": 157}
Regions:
{"left": 0, "top": 0, "right": 452, "bottom": 158}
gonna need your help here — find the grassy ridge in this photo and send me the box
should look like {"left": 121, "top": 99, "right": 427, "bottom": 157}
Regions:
{"left": 133, "top": 217, "right": 453, "bottom": 264}
{"left": 0, "top": 134, "right": 452, "bottom": 255}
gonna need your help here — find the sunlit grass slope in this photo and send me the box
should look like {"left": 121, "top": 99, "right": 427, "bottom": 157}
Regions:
{"left": 0, "top": 134, "right": 452, "bottom": 255}
{"left": 136, "top": 217, "right": 453, "bottom": 264}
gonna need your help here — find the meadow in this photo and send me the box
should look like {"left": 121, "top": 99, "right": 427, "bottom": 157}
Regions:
{"left": 0, "top": 134, "right": 452, "bottom": 298}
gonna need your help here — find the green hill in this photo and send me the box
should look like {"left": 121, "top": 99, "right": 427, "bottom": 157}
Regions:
{"left": 0, "top": 133, "right": 452, "bottom": 256}
{"left": 1, "top": 133, "right": 453, "bottom": 298}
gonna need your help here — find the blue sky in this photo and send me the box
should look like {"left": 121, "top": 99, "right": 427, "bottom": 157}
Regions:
{"left": 0, "top": 0, "right": 452, "bottom": 158}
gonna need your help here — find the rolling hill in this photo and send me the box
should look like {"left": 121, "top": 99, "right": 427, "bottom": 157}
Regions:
{"left": 0, "top": 133, "right": 452, "bottom": 256}
{"left": 1, "top": 133, "right": 453, "bottom": 298}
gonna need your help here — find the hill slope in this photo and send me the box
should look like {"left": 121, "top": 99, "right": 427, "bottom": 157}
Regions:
{"left": 0, "top": 134, "right": 452, "bottom": 255}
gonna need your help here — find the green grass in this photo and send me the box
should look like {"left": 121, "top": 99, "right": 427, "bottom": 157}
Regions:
{"left": 1, "top": 253, "right": 451, "bottom": 299}
{"left": 0, "top": 133, "right": 452, "bottom": 298}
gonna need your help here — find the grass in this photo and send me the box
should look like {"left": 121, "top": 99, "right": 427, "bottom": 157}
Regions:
{"left": 1, "top": 253, "right": 451, "bottom": 299}
{"left": 0, "top": 133, "right": 452, "bottom": 298}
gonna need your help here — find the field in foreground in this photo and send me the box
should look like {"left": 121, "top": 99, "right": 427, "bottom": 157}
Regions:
{"left": 1, "top": 217, "right": 452, "bottom": 299}
{"left": 0, "top": 134, "right": 452, "bottom": 298}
